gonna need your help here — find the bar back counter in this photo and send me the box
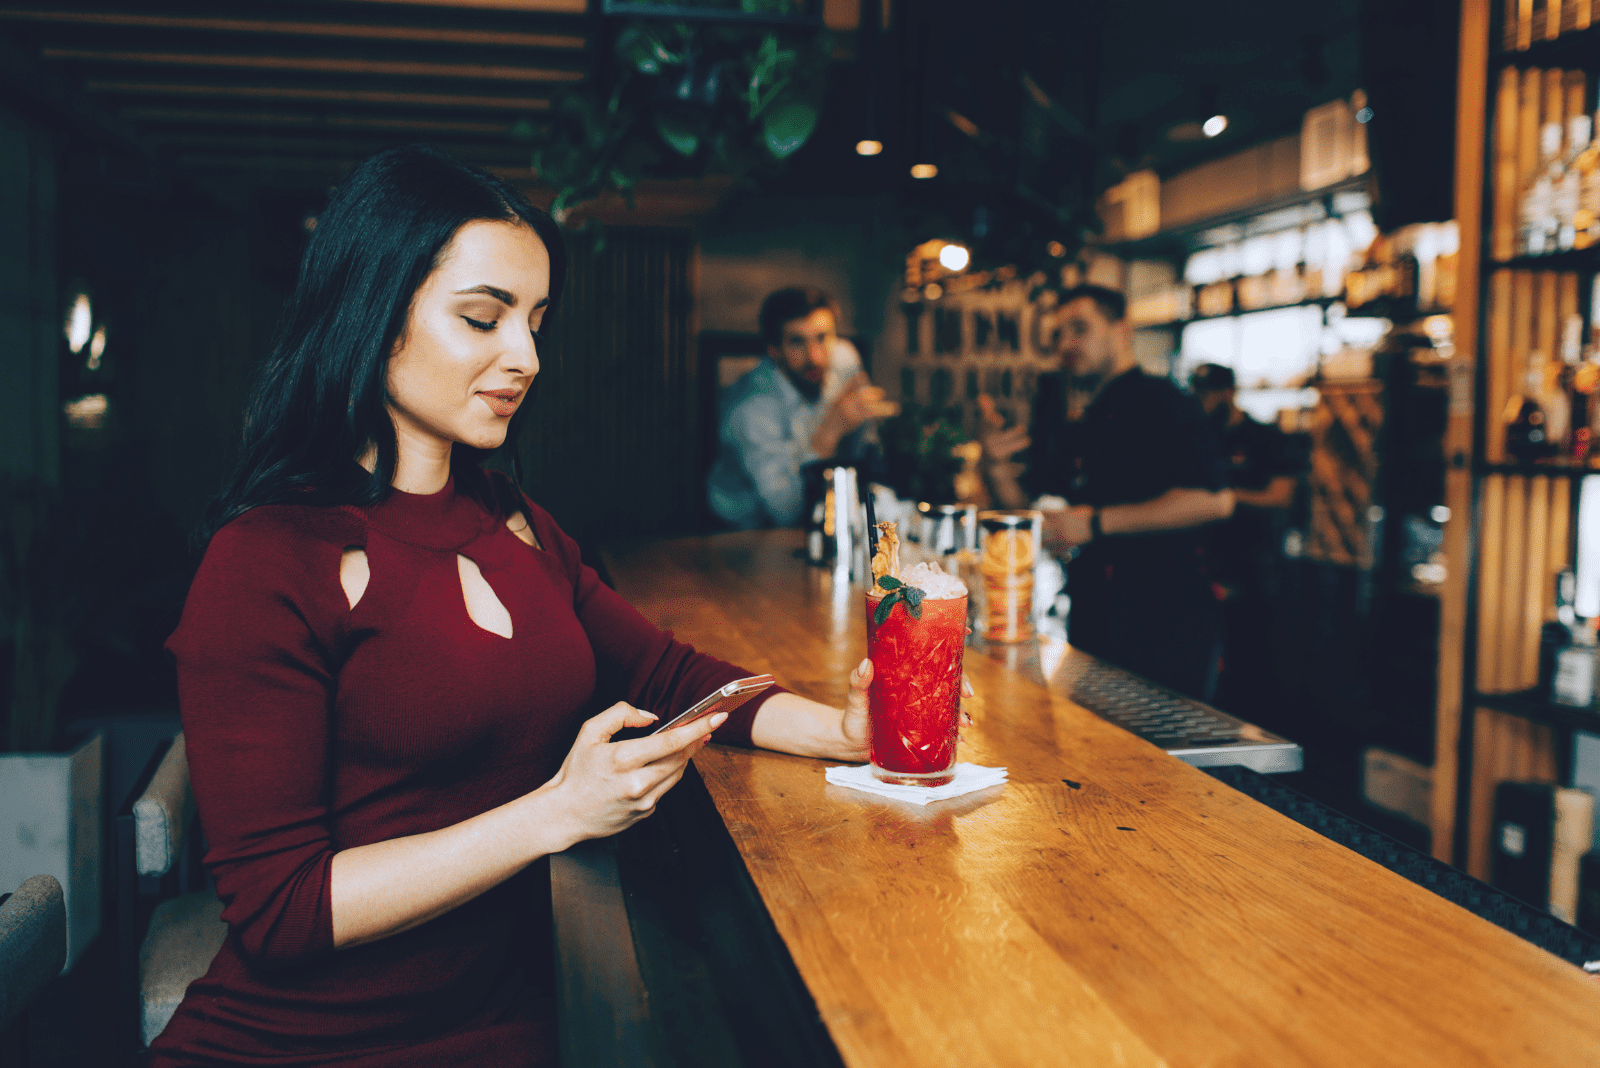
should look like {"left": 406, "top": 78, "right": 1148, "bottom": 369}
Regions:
{"left": 565, "top": 529, "right": 1600, "bottom": 1067}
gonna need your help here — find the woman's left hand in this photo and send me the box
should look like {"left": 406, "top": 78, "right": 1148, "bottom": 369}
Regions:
{"left": 841, "top": 659, "right": 976, "bottom": 758}
{"left": 841, "top": 658, "right": 873, "bottom": 759}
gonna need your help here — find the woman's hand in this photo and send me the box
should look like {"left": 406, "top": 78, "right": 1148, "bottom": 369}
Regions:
{"left": 545, "top": 702, "right": 726, "bottom": 848}
{"left": 841, "top": 658, "right": 872, "bottom": 758}
{"left": 843, "top": 658, "right": 976, "bottom": 749}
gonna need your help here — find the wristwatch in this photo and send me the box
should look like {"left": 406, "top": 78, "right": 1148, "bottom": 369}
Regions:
{"left": 1089, "top": 507, "right": 1104, "bottom": 541}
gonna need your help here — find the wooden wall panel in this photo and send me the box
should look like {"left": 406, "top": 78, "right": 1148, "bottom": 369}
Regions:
{"left": 518, "top": 228, "right": 702, "bottom": 544}
{"left": 1466, "top": 707, "right": 1560, "bottom": 880}
{"left": 1485, "top": 271, "right": 1514, "bottom": 461}
{"left": 1437, "top": 0, "right": 1491, "bottom": 862}
{"left": 1491, "top": 68, "right": 1519, "bottom": 261}
{"left": 1517, "top": 69, "right": 1543, "bottom": 207}
{"left": 1497, "top": 475, "right": 1530, "bottom": 692}
{"left": 1476, "top": 474, "right": 1508, "bottom": 693}
{"left": 1517, "top": 477, "right": 1551, "bottom": 689}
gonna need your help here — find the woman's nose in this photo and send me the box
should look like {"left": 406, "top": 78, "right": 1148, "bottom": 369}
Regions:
{"left": 505, "top": 333, "right": 539, "bottom": 377}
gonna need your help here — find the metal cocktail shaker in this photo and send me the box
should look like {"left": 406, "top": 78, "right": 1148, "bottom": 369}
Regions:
{"left": 802, "top": 461, "right": 867, "bottom": 581}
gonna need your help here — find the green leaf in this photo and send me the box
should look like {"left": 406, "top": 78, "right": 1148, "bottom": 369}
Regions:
{"left": 903, "top": 586, "right": 925, "bottom": 609}
{"left": 615, "top": 24, "right": 681, "bottom": 75}
{"left": 877, "top": 575, "right": 903, "bottom": 591}
{"left": 653, "top": 112, "right": 700, "bottom": 157}
{"left": 907, "top": 598, "right": 923, "bottom": 620}
{"left": 873, "top": 591, "right": 898, "bottom": 626}
{"left": 762, "top": 99, "right": 816, "bottom": 159}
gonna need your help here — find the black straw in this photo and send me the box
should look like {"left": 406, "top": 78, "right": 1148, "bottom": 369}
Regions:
{"left": 862, "top": 479, "right": 879, "bottom": 559}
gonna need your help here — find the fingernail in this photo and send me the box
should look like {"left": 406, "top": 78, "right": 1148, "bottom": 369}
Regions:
{"left": 641, "top": 711, "right": 658, "bottom": 721}
{"left": 709, "top": 712, "right": 728, "bottom": 728}
{"left": 856, "top": 658, "right": 870, "bottom": 674}
{"left": 962, "top": 679, "right": 974, "bottom": 697}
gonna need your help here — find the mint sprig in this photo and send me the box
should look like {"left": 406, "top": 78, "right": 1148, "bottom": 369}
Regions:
{"left": 874, "top": 575, "right": 926, "bottom": 624}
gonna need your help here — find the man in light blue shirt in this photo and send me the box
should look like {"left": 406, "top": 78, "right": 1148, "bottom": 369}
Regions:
{"left": 707, "top": 287, "right": 897, "bottom": 528}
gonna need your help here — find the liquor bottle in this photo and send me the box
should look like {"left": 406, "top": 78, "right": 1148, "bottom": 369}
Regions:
{"left": 1506, "top": 349, "right": 1560, "bottom": 461}
{"left": 1522, "top": 122, "right": 1563, "bottom": 256}
{"left": 1577, "top": 107, "right": 1600, "bottom": 250}
{"left": 1560, "top": 313, "right": 1593, "bottom": 461}
{"left": 1556, "top": 115, "right": 1592, "bottom": 251}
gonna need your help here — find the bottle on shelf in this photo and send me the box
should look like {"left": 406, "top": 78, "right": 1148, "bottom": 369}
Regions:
{"left": 1577, "top": 106, "right": 1600, "bottom": 250}
{"left": 1506, "top": 349, "right": 1561, "bottom": 461}
{"left": 1556, "top": 115, "right": 1592, "bottom": 252}
{"left": 1522, "top": 121, "right": 1563, "bottom": 256}
{"left": 1562, "top": 313, "right": 1596, "bottom": 462}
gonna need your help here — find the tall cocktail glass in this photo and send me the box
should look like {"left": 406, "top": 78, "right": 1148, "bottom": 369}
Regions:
{"left": 864, "top": 586, "right": 968, "bottom": 786}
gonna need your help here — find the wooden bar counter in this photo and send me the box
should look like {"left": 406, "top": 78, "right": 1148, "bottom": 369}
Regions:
{"left": 598, "top": 529, "right": 1600, "bottom": 1067}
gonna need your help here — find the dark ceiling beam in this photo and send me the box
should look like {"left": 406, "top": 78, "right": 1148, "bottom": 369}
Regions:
{"left": 333, "top": 0, "right": 585, "bottom": 13}
{"left": 170, "top": 151, "right": 535, "bottom": 179}
{"left": 0, "top": 9, "right": 585, "bottom": 50}
{"left": 44, "top": 47, "right": 585, "bottom": 83}
{"left": 85, "top": 81, "right": 553, "bottom": 111}
{"left": 118, "top": 107, "right": 540, "bottom": 137}
{"left": 21, "top": 26, "right": 586, "bottom": 75}
{"left": 143, "top": 129, "right": 533, "bottom": 158}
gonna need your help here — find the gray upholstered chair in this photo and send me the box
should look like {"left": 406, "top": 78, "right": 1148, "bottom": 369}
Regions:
{"left": 0, "top": 873, "right": 67, "bottom": 1063}
{"left": 116, "top": 733, "right": 228, "bottom": 1059}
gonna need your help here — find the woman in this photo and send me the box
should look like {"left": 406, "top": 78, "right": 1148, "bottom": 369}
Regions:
{"left": 155, "top": 144, "right": 872, "bottom": 1066}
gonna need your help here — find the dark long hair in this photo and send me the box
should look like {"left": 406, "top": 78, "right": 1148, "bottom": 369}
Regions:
{"left": 200, "top": 144, "right": 567, "bottom": 546}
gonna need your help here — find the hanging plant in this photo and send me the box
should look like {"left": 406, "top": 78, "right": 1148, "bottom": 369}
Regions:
{"left": 529, "top": 7, "right": 831, "bottom": 225}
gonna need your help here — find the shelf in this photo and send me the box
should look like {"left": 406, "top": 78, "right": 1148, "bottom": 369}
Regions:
{"left": 1135, "top": 295, "right": 1429, "bottom": 330}
{"left": 1487, "top": 248, "right": 1600, "bottom": 272}
{"left": 1473, "top": 689, "right": 1600, "bottom": 734}
{"left": 1494, "top": 25, "right": 1600, "bottom": 72}
{"left": 1097, "top": 175, "right": 1372, "bottom": 260}
{"left": 1478, "top": 461, "right": 1600, "bottom": 478}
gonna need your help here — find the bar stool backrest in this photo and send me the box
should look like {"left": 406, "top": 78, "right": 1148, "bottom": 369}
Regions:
{"left": 118, "top": 733, "right": 228, "bottom": 1056}
{"left": 134, "top": 735, "right": 195, "bottom": 877}
{"left": 0, "top": 874, "right": 67, "bottom": 1032}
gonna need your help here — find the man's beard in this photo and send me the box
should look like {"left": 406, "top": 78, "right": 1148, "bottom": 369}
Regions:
{"left": 783, "top": 365, "right": 824, "bottom": 401}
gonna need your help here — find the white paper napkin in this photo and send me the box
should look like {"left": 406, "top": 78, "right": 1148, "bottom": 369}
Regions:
{"left": 824, "top": 762, "right": 1008, "bottom": 805}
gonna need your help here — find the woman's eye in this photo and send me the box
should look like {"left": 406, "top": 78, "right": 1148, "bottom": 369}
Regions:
{"left": 463, "top": 316, "right": 496, "bottom": 331}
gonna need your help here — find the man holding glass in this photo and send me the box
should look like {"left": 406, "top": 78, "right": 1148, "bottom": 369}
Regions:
{"left": 979, "top": 284, "right": 1233, "bottom": 700}
{"left": 708, "top": 286, "right": 898, "bottom": 529}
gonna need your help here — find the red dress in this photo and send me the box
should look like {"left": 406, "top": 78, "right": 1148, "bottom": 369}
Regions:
{"left": 153, "top": 476, "right": 774, "bottom": 1066}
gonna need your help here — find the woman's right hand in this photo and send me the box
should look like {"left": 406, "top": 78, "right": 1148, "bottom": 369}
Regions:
{"left": 545, "top": 702, "right": 727, "bottom": 847}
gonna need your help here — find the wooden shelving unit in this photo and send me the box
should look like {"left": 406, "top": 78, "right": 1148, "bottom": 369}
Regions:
{"left": 1434, "top": 0, "right": 1600, "bottom": 879}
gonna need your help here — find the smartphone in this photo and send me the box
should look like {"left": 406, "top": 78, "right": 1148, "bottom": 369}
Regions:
{"left": 650, "top": 675, "right": 776, "bottom": 735}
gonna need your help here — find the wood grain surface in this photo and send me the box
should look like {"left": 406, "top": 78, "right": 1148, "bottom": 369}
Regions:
{"left": 605, "top": 530, "right": 1600, "bottom": 1068}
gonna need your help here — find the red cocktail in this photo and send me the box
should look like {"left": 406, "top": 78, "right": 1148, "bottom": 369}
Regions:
{"left": 865, "top": 585, "right": 968, "bottom": 786}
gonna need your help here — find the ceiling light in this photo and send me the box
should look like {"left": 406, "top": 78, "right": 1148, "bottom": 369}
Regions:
{"left": 939, "top": 244, "right": 970, "bottom": 271}
{"left": 922, "top": 283, "right": 943, "bottom": 301}
{"left": 1202, "top": 115, "right": 1228, "bottom": 138}
{"left": 1046, "top": 241, "right": 1067, "bottom": 258}
{"left": 856, "top": 139, "right": 883, "bottom": 156}
{"left": 64, "top": 293, "right": 92, "bottom": 354}
{"left": 910, "top": 163, "right": 938, "bottom": 179}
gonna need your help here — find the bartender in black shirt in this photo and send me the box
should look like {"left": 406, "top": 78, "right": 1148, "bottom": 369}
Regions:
{"left": 979, "top": 285, "right": 1234, "bottom": 700}
{"left": 1188, "top": 363, "right": 1310, "bottom": 716}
